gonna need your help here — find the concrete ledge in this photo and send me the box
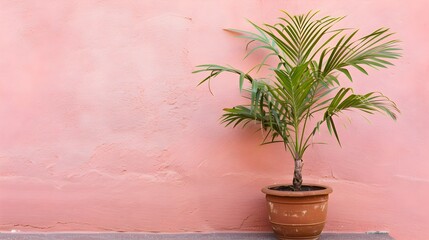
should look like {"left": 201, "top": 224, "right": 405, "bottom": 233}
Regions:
{"left": 0, "top": 232, "right": 394, "bottom": 240}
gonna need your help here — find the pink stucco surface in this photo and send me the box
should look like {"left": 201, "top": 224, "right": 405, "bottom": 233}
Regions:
{"left": 0, "top": 1, "right": 428, "bottom": 239}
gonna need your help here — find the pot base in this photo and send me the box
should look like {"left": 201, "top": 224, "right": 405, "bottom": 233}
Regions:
{"left": 277, "top": 237, "right": 319, "bottom": 240}
{"left": 272, "top": 222, "right": 322, "bottom": 240}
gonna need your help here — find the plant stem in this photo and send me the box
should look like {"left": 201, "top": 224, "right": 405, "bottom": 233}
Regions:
{"left": 294, "top": 123, "right": 299, "bottom": 158}
{"left": 293, "top": 158, "right": 304, "bottom": 190}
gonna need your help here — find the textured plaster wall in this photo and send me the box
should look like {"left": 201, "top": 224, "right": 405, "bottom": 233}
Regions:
{"left": 0, "top": 1, "right": 428, "bottom": 240}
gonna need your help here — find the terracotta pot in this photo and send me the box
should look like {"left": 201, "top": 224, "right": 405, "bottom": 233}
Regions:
{"left": 261, "top": 184, "right": 333, "bottom": 240}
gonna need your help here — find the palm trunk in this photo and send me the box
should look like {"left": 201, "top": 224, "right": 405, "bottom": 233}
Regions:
{"left": 293, "top": 158, "right": 303, "bottom": 190}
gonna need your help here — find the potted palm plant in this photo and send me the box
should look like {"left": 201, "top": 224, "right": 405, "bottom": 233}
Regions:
{"left": 194, "top": 11, "right": 400, "bottom": 240}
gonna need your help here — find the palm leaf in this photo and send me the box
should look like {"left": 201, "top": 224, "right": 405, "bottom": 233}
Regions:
{"left": 194, "top": 10, "right": 401, "bottom": 160}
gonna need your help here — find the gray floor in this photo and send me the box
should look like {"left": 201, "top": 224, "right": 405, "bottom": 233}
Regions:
{"left": 0, "top": 232, "right": 394, "bottom": 240}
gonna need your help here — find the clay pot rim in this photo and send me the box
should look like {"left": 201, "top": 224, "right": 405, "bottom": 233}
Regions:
{"left": 261, "top": 183, "right": 333, "bottom": 197}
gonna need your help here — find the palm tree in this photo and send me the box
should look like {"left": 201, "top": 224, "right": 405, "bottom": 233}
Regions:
{"left": 193, "top": 11, "right": 400, "bottom": 191}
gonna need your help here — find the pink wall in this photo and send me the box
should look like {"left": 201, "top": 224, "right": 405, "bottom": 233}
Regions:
{"left": 0, "top": 1, "right": 428, "bottom": 239}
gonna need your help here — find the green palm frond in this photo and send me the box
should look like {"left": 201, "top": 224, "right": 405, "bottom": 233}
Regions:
{"left": 316, "top": 88, "right": 398, "bottom": 146}
{"left": 194, "top": 11, "right": 401, "bottom": 160}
